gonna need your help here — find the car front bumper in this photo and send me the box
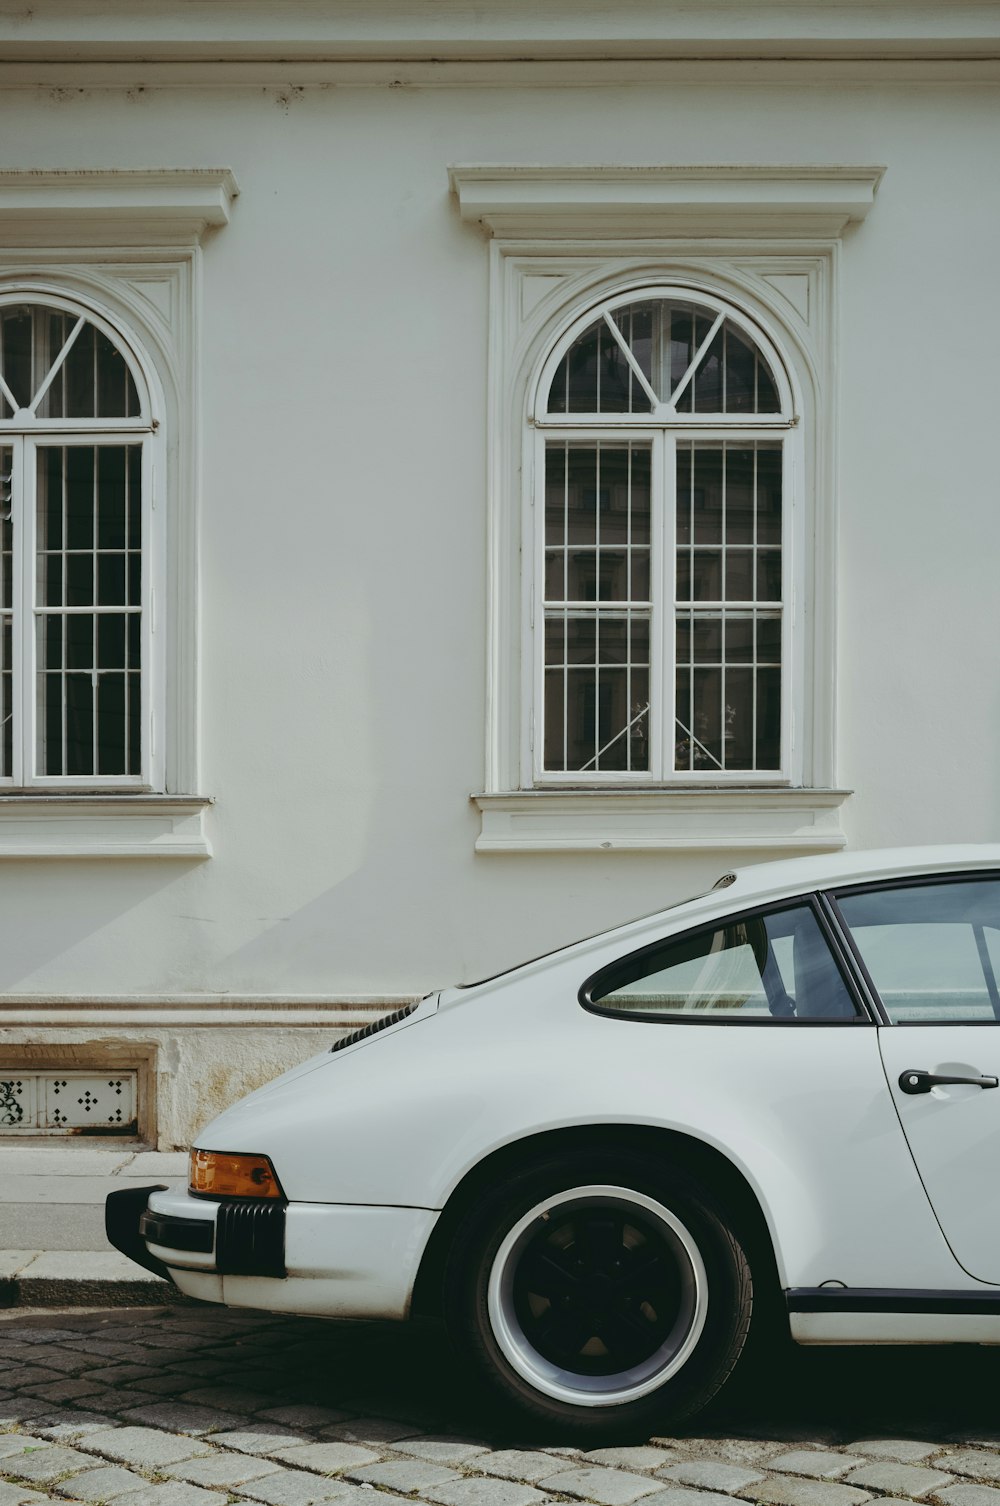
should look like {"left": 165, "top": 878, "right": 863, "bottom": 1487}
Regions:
{"left": 106, "top": 1184, "right": 436, "bottom": 1319}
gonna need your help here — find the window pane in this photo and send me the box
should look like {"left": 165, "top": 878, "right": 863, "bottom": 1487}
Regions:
{"left": 0, "top": 444, "right": 9, "bottom": 775}
{"left": 34, "top": 310, "right": 140, "bottom": 421}
{"left": 0, "top": 304, "right": 140, "bottom": 419}
{"left": 0, "top": 616, "right": 10, "bottom": 778}
{"left": 0, "top": 307, "right": 33, "bottom": 414}
{"left": 543, "top": 617, "right": 650, "bottom": 773}
{"left": 690, "top": 319, "right": 781, "bottom": 414}
{"left": 543, "top": 441, "right": 652, "bottom": 774}
{"left": 838, "top": 880, "right": 1000, "bottom": 1023}
{"left": 549, "top": 318, "right": 631, "bottom": 413}
{"left": 591, "top": 904, "right": 858, "bottom": 1020}
{"left": 35, "top": 443, "right": 142, "bottom": 779}
{"left": 545, "top": 298, "right": 782, "bottom": 415}
{"left": 676, "top": 444, "right": 783, "bottom": 772}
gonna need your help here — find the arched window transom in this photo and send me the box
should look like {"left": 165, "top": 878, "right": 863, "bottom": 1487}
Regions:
{"left": 0, "top": 295, "right": 154, "bottom": 787}
{"left": 533, "top": 290, "right": 793, "bottom": 783}
{"left": 546, "top": 296, "right": 783, "bottom": 418}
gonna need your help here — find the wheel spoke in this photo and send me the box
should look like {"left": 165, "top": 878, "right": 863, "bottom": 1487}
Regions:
{"left": 595, "top": 1303, "right": 662, "bottom": 1359}
{"left": 575, "top": 1210, "right": 623, "bottom": 1273}
{"left": 517, "top": 1245, "right": 581, "bottom": 1299}
{"left": 533, "top": 1305, "right": 598, "bottom": 1361}
{"left": 615, "top": 1247, "right": 677, "bottom": 1300}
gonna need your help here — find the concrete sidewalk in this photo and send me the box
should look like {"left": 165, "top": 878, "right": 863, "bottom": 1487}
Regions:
{"left": 0, "top": 1144, "right": 190, "bottom": 1306}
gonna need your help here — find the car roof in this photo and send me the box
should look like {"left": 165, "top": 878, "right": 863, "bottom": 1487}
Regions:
{"left": 702, "top": 842, "right": 1000, "bottom": 904}
{"left": 448, "top": 844, "right": 1000, "bottom": 1001}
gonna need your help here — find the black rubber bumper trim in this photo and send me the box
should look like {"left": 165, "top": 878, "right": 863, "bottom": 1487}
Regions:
{"left": 140, "top": 1209, "right": 214, "bottom": 1254}
{"left": 787, "top": 1287, "right": 1000, "bottom": 1315}
{"left": 215, "top": 1199, "right": 286, "bottom": 1278}
{"left": 105, "top": 1184, "right": 170, "bottom": 1279}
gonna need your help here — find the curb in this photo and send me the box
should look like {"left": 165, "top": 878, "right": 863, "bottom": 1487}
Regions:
{"left": 1, "top": 1274, "right": 193, "bottom": 1308}
{"left": 0, "top": 1250, "right": 195, "bottom": 1309}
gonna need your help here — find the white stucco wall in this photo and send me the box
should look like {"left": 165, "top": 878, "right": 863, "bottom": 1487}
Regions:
{"left": 0, "top": 54, "right": 997, "bottom": 1139}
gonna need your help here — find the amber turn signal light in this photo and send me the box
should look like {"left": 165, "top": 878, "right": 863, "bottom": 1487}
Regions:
{"left": 189, "top": 1149, "right": 284, "bottom": 1199}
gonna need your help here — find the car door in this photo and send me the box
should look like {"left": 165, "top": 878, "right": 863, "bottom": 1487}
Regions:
{"left": 833, "top": 874, "right": 1000, "bottom": 1285}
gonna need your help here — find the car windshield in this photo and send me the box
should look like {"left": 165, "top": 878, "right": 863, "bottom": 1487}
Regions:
{"left": 458, "top": 876, "right": 734, "bottom": 989}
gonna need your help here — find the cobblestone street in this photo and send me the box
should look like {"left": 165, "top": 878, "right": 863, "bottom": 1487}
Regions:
{"left": 4, "top": 1308, "right": 1000, "bottom": 1506}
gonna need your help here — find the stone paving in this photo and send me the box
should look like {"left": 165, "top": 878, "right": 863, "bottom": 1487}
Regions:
{"left": 4, "top": 1307, "right": 1000, "bottom": 1506}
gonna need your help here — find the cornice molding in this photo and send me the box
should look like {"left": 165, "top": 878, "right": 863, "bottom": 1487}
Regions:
{"left": 0, "top": 169, "right": 239, "bottom": 248}
{"left": 449, "top": 165, "right": 885, "bottom": 240}
{"left": 1, "top": 3, "right": 999, "bottom": 67}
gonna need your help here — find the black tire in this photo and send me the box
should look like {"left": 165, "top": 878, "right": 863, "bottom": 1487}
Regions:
{"left": 443, "top": 1150, "right": 753, "bottom": 1441}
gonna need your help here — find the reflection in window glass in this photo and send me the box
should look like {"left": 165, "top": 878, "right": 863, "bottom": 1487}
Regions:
{"left": 838, "top": 880, "right": 1000, "bottom": 1023}
{"left": 591, "top": 904, "right": 858, "bottom": 1020}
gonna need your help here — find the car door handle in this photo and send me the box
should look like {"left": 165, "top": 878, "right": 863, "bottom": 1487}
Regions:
{"left": 899, "top": 1069, "right": 1000, "bottom": 1096}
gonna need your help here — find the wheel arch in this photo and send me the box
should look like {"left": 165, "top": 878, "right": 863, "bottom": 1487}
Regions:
{"left": 411, "top": 1122, "right": 784, "bottom": 1323}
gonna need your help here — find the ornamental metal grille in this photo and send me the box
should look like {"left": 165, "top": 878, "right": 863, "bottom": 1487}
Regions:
{"left": 537, "top": 291, "right": 789, "bottom": 781}
{"left": 0, "top": 1069, "right": 138, "bottom": 1135}
{"left": 0, "top": 299, "right": 151, "bottom": 786}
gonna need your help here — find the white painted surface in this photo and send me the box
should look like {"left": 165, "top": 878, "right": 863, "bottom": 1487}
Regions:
{"left": 879, "top": 1026, "right": 1000, "bottom": 1284}
{"left": 0, "top": 13, "right": 996, "bottom": 1139}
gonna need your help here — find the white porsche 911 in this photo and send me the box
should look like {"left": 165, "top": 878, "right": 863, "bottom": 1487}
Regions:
{"left": 108, "top": 845, "right": 1000, "bottom": 1437}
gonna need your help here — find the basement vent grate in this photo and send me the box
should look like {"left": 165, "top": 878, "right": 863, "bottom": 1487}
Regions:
{"left": 0, "top": 1070, "right": 138, "bottom": 1136}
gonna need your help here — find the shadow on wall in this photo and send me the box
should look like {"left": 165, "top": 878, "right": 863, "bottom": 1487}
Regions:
{"left": 0, "top": 859, "right": 200, "bottom": 994}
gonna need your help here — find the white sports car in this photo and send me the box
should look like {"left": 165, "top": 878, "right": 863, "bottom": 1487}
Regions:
{"left": 108, "top": 845, "right": 1000, "bottom": 1437}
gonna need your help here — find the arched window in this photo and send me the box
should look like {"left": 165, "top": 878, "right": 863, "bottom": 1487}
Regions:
{"left": 533, "top": 288, "right": 795, "bottom": 783}
{"left": 0, "top": 295, "right": 155, "bottom": 786}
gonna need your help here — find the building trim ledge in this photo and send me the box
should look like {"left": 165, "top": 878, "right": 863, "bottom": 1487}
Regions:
{"left": 0, "top": 169, "right": 239, "bottom": 247}
{"left": 0, "top": 997, "right": 415, "bottom": 1027}
{"left": 473, "top": 788, "right": 852, "bottom": 853}
{"left": 0, "top": 795, "right": 212, "bottom": 858}
{"left": 449, "top": 165, "right": 884, "bottom": 240}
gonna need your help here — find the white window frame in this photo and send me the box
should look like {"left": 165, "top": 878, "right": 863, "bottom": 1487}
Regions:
{"left": 0, "top": 168, "right": 238, "bottom": 857}
{"left": 0, "top": 290, "right": 164, "bottom": 791}
{"left": 528, "top": 284, "right": 799, "bottom": 789}
{"left": 449, "top": 165, "right": 885, "bottom": 852}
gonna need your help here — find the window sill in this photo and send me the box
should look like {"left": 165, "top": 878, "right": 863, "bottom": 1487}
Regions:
{"left": 472, "top": 788, "right": 851, "bottom": 853}
{"left": 0, "top": 795, "right": 212, "bottom": 858}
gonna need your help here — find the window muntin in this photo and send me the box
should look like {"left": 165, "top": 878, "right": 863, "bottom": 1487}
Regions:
{"left": 837, "top": 879, "right": 1000, "bottom": 1024}
{"left": 0, "top": 296, "right": 153, "bottom": 787}
{"left": 533, "top": 289, "right": 792, "bottom": 784}
{"left": 585, "top": 902, "right": 859, "bottom": 1021}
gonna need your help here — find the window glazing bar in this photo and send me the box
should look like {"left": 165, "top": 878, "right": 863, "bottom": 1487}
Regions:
{"left": 28, "top": 317, "right": 84, "bottom": 418}
{"left": 602, "top": 312, "right": 658, "bottom": 409}
{"left": 665, "top": 311, "right": 725, "bottom": 414}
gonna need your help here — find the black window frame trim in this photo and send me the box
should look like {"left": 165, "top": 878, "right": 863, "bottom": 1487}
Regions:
{"left": 828, "top": 868, "right": 1000, "bottom": 1028}
{"left": 579, "top": 892, "right": 875, "bottom": 1026}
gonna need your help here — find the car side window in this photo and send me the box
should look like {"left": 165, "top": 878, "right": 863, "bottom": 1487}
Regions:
{"left": 836, "top": 878, "right": 1000, "bottom": 1023}
{"left": 587, "top": 902, "right": 859, "bottom": 1020}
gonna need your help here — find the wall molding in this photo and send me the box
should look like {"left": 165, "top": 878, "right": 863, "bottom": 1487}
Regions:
{"left": 0, "top": 996, "right": 416, "bottom": 1027}
{"left": 0, "top": 170, "right": 239, "bottom": 248}
{"left": 450, "top": 165, "right": 884, "bottom": 240}
{"left": 0, "top": 796, "right": 213, "bottom": 858}
{"left": 473, "top": 788, "right": 852, "bottom": 853}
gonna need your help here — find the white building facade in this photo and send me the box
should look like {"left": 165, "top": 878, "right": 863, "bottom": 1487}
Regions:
{"left": 0, "top": 3, "right": 997, "bottom": 1146}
